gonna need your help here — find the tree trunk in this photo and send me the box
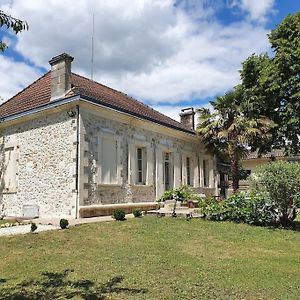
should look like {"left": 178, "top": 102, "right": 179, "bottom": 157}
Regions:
{"left": 230, "top": 150, "right": 239, "bottom": 193}
{"left": 231, "top": 159, "right": 239, "bottom": 193}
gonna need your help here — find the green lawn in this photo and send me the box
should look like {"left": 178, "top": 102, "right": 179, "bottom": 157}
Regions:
{"left": 0, "top": 217, "right": 299, "bottom": 299}
{"left": 0, "top": 219, "right": 14, "bottom": 225}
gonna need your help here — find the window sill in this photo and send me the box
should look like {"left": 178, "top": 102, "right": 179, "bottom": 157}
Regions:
{"left": 2, "top": 190, "right": 17, "bottom": 194}
{"left": 98, "top": 184, "right": 122, "bottom": 187}
{"left": 132, "top": 184, "right": 153, "bottom": 187}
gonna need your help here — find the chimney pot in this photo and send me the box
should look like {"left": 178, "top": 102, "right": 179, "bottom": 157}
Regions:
{"left": 49, "top": 53, "right": 74, "bottom": 101}
{"left": 180, "top": 107, "right": 195, "bottom": 130}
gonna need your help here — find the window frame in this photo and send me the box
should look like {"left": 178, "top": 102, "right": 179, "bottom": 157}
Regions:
{"left": 136, "top": 147, "right": 147, "bottom": 185}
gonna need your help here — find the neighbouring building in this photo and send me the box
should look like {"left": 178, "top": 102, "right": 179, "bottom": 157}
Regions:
{"left": 0, "top": 53, "right": 218, "bottom": 219}
{"left": 239, "top": 149, "right": 300, "bottom": 191}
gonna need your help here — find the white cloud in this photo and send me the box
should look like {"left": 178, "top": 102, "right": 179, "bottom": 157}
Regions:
{"left": 152, "top": 103, "right": 212, "bottom": 127}
{"left": 151, "top": 105, "right": 185, "bottom": 122}
{"left": 0, "top": 0, "right": 272, "bottom": 107}
{"left": 229, "top": 0, "right": 275, "bottom": 23}
{"left": 0, "top": 56, "right": 41, "bottom": 104}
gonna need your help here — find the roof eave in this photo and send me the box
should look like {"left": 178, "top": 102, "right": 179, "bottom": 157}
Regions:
{"left": 0, "top": 94, "right": 196, "bottom": 136}
{"left": 0, "top": 95, "right": 81, "bottom": 124}
{"left": 80, "top": 95, "right": 195, "bottom": 135}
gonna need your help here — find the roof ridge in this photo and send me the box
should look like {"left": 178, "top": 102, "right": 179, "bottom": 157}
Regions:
{"left": 71, "top": 72, "right": 186, "bottom": 128}
{"left": 0, "top": 71, "right": 50, "bottom": 109}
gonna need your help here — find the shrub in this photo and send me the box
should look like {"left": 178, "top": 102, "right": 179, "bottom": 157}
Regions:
{"left": 60, "top": 219, "right": 69, "bottom": 229}
{"left": 158, "top": 186, "right": 198, "bottom": 203}
{"left": 199, "top": 192, "right": 277, "bottom": 226}
{"left": 112, "top": 209, "right": 126, "bottom": 221}
{"left": 132, "top": 209, "right": 142, "bottom": 218}
{"left": 251, "top": 161, "right": 300, "bottom": 227}
{"left": 158, "top": 190, "right": 174, "bottom": 202}
{"left": 31, "top": 222, "right": 37, "bottom": 233}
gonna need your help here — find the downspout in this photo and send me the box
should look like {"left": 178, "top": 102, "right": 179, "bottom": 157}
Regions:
{"left": 75, "top": 105, "right": 80, "bottom": 218}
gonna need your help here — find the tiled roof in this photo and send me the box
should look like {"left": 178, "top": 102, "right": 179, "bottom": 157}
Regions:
{"left": 0, "top": 72, "right": 194, "bottom": 134}
{"left": 0, "top": 72, "right": 51, "bottom": 118}
{"left": 244, "top": 149, "right": 286, "bottom": 160}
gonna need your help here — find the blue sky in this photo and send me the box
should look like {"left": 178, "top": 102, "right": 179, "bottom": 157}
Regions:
{"left": 0, "top": 0, "right": 299, "bottom": 120}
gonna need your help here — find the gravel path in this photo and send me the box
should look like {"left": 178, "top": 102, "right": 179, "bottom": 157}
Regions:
{"left": 0, "top": 224, "right": 59, "bottom": 236}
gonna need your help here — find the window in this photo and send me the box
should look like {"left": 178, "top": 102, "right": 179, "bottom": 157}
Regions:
{"left": 203, "top": 159, "right": 209, "bottom": 187}
{"left": 101, "top": 138, "right": 117, "bottom": 184}
{"left": 1, "top": 146, "right": 17, "bottom": 193}
{"left": 186, "top": 157, "right": 191, "bottom": 186}
{"left": 163, "top": 152, "right": 171, "bottom": 191}
{"left": 136, "top": 147, "right": 146, "bottom": 184}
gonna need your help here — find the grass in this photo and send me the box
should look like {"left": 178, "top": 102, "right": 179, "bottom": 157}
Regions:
{"left": 0, "top": 219, "right": 15, "bottom": 225}
{"left": 0, "top": 217, "right": 300, "bottom": 299}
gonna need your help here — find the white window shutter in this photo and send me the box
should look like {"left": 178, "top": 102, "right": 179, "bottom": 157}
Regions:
{"left": 156, "top": 148, "right": 163, "bottom": 198}
{"left": 128, "top": 143, "right": 136, "bottom": 185}
{"left": 173, "top": 152, "right": 181, "bottom": 188}
{"left": 117, "top": 140, "right": 122, "bottom": 185}
{"left": 193, "top": 156, "right": 199, "bottom": 187}
{"left": 146, "top": 145, "right": 153, "bottom": 185}
{"left": 97, "top": 137, "right": 102, "bottom": 184}
{"left": 182, "top": 154, "right": 187, "bottom": 185}
{"left": 101, "top": 138, "right": 117, "bottom": 184}
{"left": 2, "top": 147, "right": 17, "bottom": 192}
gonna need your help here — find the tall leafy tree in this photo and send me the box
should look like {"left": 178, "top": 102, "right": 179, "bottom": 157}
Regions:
{"left": 0, "top": 10, "right": 28, "bottom": 51}
{"left": 197, "top": 87, "right": 274, "bottom": 192}
{"left": 240, "top": 12, "right": 300, "bottom": 154}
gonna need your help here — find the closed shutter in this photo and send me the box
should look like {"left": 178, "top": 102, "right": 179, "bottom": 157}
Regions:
{"left": 101, "top": 138, "right": 117, "bottom": 184}
{"left": 146, "top": 145, "right": 153, "bottom": 185}
{"left": 156, "top": 148, "right": 163, "bottom": 198}
{"left": 2, "top": 147, "right": 17, "bottom": 192}
{"left": 173, "top": 152, "right": 181, "bottom": 188}
{"left": 128, "top": 143, "right": 136, "bottom": 185}
{"left": 182, "top": 154, "right": 186, "bottom": 185}
{"left": 193, "top": 156, "right": 199, "bottom": 187}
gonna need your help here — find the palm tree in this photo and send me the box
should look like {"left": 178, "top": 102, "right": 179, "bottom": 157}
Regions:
{"left": 197, "top": 87, "right": 274, "bottom": 193}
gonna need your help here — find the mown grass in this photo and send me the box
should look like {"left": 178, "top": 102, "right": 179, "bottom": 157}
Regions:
{"left": 0, "top": 219, "right": 14, "bottom": 225}
{"left": 0, "top": 217, "right": 299, "bottom": 299}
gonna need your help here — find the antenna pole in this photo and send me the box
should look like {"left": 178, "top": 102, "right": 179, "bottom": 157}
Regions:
{"left": 91, "top": 13, "right": 95, "bottom": 80}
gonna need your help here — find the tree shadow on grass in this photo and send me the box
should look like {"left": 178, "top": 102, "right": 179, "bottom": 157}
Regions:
{"left": 267, "top": 220, "right": 300, "bottom": 232}
{"left": 0, "top": 269, "right": 147, "bottom": 300}
{"left": 287, "top": 220, "right": 300, "bottom": 231}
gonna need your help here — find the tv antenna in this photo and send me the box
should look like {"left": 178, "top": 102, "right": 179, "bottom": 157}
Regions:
{"left": 91, "top": 13, "right": 95, "bottom": 80}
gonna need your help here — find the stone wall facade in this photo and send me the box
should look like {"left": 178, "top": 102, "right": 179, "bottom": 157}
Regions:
{"left": 79, "top": 108, "right": 216, "bottom": 207}
{"left": 0, "top": 111, "right": 77, "bottom": 218}
{"left": 0, "top": 104, "right": 217, "bottom": 219}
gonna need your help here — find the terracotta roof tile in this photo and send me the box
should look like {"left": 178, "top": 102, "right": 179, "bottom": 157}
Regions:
{"left": 244, "top": 149, "right": 286, "bottom": 160}
{"left": 0, "top": 72, "right": 51, "bottom": 118}
{"left": 0, "top": 72, "right": 194, "bottom": 134}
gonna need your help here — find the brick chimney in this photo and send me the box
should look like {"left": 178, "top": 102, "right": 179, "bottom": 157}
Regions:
{"left": 180, "top": 107, "right": 195, "bottom": 130}
{"left": 49, "top": 53, "right": 74, "bottom": 101}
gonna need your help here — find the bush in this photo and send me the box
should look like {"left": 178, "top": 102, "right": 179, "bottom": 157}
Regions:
{"left": 158, "top": 190, "right": 174, "bottom": 202}
{"left": 31, "top": 222, "right": 37, "bottom": 233}
{"left": 199, "top": 192, "right": 277, "bottom": 226}
{"left": 60, "top": 219, "right": 69, "bottom": 229}
{"left": 158, "top": 185, "right": 199, "bottom": 203}
{"left": 132, "top": 209, "right": 142, "bottom": 218}
{"left": 251, "top": 161, "right": 300, "bottom": 227}
{"left": 112, "top": 209, "right": 126, "bottom": 221}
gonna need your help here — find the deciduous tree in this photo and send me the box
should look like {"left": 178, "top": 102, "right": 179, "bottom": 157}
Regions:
{"left": 240, "top": 12, "right": 300, "bottom": 154}
{"left": 0, "top": 10, "right": 28, "bottom": 51}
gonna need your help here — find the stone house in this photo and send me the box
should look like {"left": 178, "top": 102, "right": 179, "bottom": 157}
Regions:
{"left": 0, "top": 53, "right": 217, "bottom": 219}
{"left": 238, "top": 149, "right": 300, "bottom": 191}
